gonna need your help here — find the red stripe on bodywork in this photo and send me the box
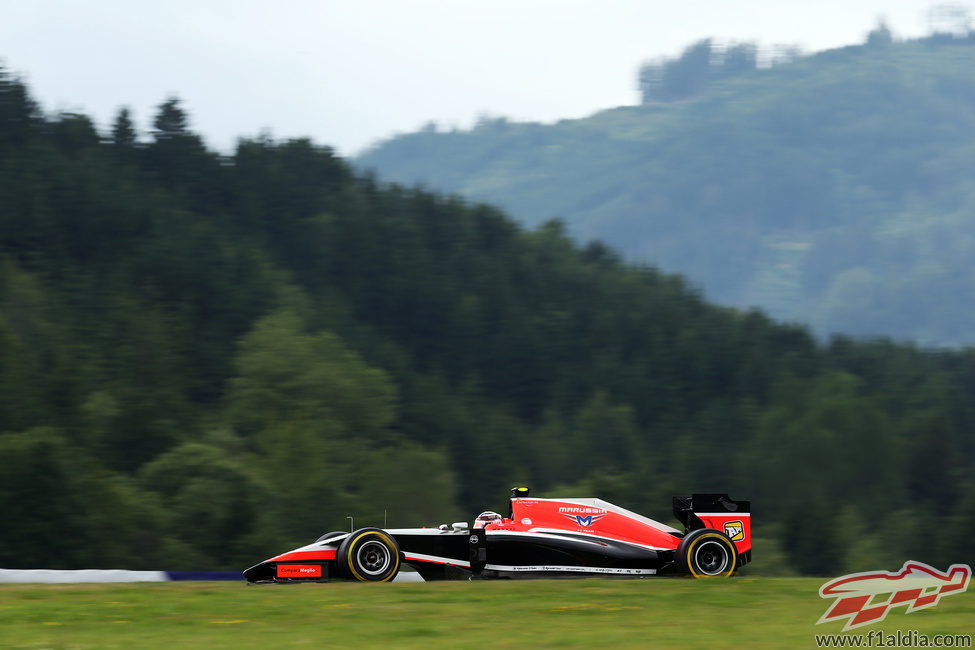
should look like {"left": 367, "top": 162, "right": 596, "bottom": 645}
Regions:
{"left": 404, "top": 555, "right": 446, "bottom": 565}
{"left": 268, "top": 550, "right": 336, "bottom": 563}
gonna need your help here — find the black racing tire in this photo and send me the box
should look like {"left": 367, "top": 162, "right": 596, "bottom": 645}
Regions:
{"left": 677, "top": 528, "right": 738, "bottom": 578}
{"left": 336, "top": 528, "right": 401, "bottom": 582}
{"left": 315, "top": 530, "right": 348, "bottom": 543}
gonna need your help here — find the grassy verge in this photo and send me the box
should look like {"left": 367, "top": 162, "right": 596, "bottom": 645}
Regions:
{"left": 1, "top": 578, "right": 972, "bottom": 648}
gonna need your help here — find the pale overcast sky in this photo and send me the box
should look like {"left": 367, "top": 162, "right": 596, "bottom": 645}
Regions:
{"left": 0, "top": 0, "right": 954, "bottom": 156}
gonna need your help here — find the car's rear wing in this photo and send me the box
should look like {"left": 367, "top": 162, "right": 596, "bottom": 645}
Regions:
{"left": 673, "top": 494, "right": 752, "bottom": 555}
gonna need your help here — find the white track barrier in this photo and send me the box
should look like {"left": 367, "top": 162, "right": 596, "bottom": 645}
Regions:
{"left": 0, "top": 569, "right": 168, "bottom": 583}
{"left": 0, "top": 568, "right": 424, "bottom": 583}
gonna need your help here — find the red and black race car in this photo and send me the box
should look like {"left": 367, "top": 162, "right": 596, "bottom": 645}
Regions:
{"left": 243, "top": 488, "right": 751, "bottom": 583}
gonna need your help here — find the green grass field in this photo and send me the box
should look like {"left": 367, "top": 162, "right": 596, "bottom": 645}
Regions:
{"left": 1, "top": 578, "right": 972, "bottom": 649}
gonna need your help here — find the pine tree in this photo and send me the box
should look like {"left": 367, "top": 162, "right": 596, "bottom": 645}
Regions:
{"left": 111, "top": 107, "right": 137, "bottom": 148}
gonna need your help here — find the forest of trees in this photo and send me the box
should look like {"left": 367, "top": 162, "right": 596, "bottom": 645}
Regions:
{"left": 359, "top": 33, "right": 975, "bottom": 347}
{"left": 636, "top": 21, "right": 904, "bottom": 104}
{"left": 0, "top": 64, "right": 973, "bottom": 576}
{"left": 639, "top": 39, "right": 764, "bottom": 104}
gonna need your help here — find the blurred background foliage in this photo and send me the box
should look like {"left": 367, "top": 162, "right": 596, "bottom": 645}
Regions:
{"left": 0, "top": 50, "right": 973, "bottom": 575}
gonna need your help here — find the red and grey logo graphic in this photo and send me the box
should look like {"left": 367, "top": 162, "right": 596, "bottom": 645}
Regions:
{"left": 564, "top": 513, "right": 606, "bottom": 527}
{"left": 558, "top": 507, "right": 607, "bottom": 528}
{"left": 817, "top": 561, "right": 971, "bottom": 631}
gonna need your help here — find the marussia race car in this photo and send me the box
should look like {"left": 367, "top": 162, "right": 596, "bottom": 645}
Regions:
{"left": 243, "top": 488, "right": 751, "bottom": 583}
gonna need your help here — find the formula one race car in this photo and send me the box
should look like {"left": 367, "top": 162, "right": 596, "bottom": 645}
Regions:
{"left": 243, "top": 488, "right": 751, "bottom": 583}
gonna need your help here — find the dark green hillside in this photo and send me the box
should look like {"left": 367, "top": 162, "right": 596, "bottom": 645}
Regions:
{"left": 358, "top": 37, "right": 975, "bottom": 346}
{"left": 0, "top": 64, "right": 973, "bottom": 574}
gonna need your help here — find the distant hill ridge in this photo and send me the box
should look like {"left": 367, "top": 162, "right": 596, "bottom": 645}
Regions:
{"left": 358, "top": 35, "right": 975, "bottom": 346}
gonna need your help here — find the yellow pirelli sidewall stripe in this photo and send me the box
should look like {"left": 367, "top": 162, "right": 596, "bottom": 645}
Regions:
{"left": 686, "top": 531, "right": 736, "bottom": 578}
{"left": 347, "top": 531, "right": 400, "bottom": 582}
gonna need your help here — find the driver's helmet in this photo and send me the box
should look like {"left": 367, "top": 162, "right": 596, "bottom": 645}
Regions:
{"left": 473, "top": 511, "right": 503, "bottom": 529}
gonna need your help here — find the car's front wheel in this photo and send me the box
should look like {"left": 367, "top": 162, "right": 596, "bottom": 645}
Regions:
{"left": 677, "top": 528, "right": 737, "bottom": 578}
{"left": 336, "top": 528, "right": 401, "bottom": 582}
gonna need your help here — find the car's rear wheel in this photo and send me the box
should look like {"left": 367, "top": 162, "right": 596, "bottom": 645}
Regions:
{"left": 336, "top": 528, "right": 401, "bottom": 582}
{"left": 677, "top": 528, "right": 737, "bottom": 578}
